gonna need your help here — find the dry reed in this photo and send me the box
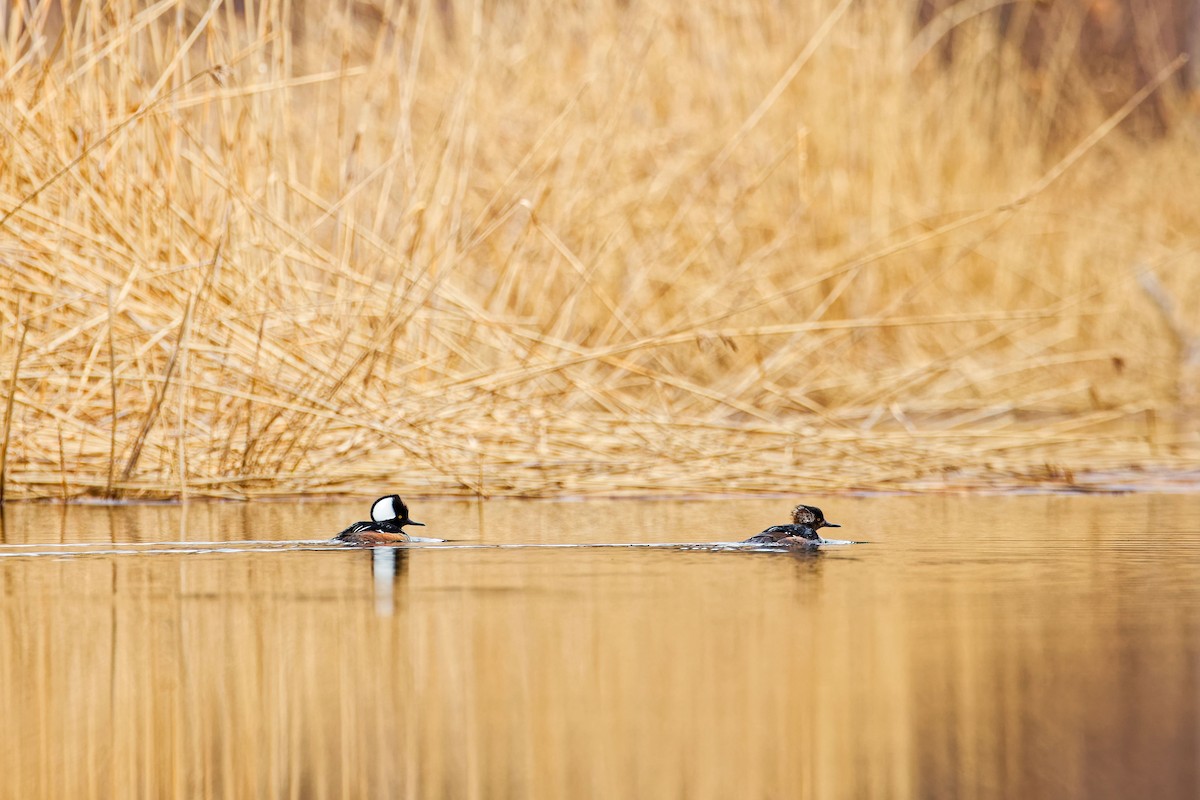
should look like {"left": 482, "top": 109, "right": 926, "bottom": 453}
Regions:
{"left": 0, "top": 0, "right": 1197, "bottom": 500}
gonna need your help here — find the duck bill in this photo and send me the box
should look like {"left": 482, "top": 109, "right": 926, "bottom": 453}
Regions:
{"left": 406, "top": 520, "right": 425, "bottom": 527}
{"left": 824, "top": 522, "right": 841, "bottom": 528}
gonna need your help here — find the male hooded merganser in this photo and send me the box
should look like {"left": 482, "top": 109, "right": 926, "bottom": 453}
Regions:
{"left": 744, "top": 504, "right": 840, "bottom": 547}
{"left": 334, "top": 495, "right": 425, "bottom": 546}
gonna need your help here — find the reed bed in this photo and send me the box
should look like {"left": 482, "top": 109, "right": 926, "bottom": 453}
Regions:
{"left": 0, "top": 0, "right": 1197, "bottom": 500}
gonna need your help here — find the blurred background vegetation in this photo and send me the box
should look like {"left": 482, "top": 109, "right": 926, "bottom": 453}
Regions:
{"left": 1, "top": 0, "right": 1197, "bottom": 499}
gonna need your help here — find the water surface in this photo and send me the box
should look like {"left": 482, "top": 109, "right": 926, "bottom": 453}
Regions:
{"left": 1, "top": 495, "right": 1197, "bottom": 798}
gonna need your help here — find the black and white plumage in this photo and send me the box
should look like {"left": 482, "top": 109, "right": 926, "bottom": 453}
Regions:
{"left": 744, "top": 504, "right": 840, "bottom": 547}
{"left": 334, "top": 494, "right": 425, "bottom": 545}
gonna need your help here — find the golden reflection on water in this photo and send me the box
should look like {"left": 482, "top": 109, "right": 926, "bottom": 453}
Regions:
{"left": 1, "top": 495, "right": 1198, "bottom": 798}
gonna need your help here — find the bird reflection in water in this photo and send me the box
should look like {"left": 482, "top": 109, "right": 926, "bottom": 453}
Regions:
{"left": 371, "top": 546, "right": 409, "bottom": 617}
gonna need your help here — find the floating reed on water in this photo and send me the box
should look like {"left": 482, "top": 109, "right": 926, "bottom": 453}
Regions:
{"left": 0, "top": 0, "right": 1197, "bottom": 500}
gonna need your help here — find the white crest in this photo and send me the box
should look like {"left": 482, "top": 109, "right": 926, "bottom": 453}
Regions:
{"left": 371, "top": 495, "right": 398, "bottom": 522}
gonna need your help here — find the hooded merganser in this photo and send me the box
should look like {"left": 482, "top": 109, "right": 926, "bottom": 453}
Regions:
{"left": 744, "top": 504, "right": 840, "bottom": 547}
{"left": 334, "top": 495, "right": 425, "bottom": 546}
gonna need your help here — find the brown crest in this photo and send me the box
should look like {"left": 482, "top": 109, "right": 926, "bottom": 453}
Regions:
{"left": 792, "top": 505, "right": 818, "bottom": 525}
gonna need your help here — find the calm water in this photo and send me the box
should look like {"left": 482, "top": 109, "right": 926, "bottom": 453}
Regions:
{"left": 1, "top": 494, "right": 1198, "bottom": 799}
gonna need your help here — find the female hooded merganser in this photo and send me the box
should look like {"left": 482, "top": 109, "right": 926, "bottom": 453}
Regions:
{"left": 744, "top": 504, "right": 840, "bottom": 547}
{"left": 334, "top": 495, "right": 425, "bottom": 546}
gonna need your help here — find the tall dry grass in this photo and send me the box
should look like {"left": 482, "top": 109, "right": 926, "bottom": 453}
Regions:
{"left": 0, "top": 0, "right": 1197, "bottom": 499}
